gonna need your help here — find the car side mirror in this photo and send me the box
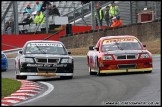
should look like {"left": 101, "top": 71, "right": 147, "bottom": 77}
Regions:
{"left": 18, "top": 50, "right": 23, "bottom": 54}
{"left": 143, "top": 45, "right": 146, "bottom": 47}
{"left": 89, "top": 46, "right": 94, "bottom": 50}
{"left": 68, "top": 52, "right": 71, "bottom": 54}
{"left": 94, "top": 47, "right": 99, "bottom": 51}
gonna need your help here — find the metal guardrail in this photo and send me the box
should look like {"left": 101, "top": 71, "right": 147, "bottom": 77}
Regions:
{"left": 62, "top": 1, "right": 110, "bottom": 23}
{"left": 2, "top": 48, "right": 22, "bottom": 54}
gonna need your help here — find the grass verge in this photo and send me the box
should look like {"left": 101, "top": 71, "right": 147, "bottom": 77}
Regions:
{"left": 1, "top": 78, "right": 21, "bottom": 98}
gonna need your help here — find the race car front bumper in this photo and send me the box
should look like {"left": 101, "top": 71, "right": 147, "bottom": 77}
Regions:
{"left": 19, "top": 63, "right": 73, "bottom": 76}
{"left": 98, "top": 59, "right": 152, "bottom": 73}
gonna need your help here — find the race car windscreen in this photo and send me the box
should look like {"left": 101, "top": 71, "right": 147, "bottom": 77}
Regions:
{"left": 102, "top": 38, "right": 143, "bottom": 52}
{"left": 24, "top": 42, "right": 67, "bottom": 54}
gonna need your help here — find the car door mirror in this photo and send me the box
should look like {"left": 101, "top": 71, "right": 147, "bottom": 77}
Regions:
{"left": 89, "top": 46, "right": 94, "bottom": 50}
{"left": 143, "top": 45, "right": 146, "bottom": 47}
{"left": 68, "top": 52, "right": 71, "bottom": 54}
{"left": 94, "top": 47, "right": 99, "bottom": 51}
{"left": 18, "top": 50, "right": 23, "bottom": 54}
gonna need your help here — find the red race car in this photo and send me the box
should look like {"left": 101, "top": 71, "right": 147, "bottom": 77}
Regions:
{"left": 87, "top": 35, "right": 152, "bottom": 76}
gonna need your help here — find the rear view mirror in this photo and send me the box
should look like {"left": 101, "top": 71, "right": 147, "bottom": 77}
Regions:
{"left": 68, "top": 52, "right": 71, "bottom": 54}
{"left": 18, "top": 50, "right": 23, "bottom": 54}
{"left": 89, "top": 46, "right": 94, "bottom": 50}
{"left": 94, "top": 47, "right": 99, "bottom": 51}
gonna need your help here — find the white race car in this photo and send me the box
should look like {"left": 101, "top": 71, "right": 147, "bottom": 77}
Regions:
{"left": 15, "top": 40, "right": 74, "bottom": 79}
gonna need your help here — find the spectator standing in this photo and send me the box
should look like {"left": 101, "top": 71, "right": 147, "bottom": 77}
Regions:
{"left": 104, "top": 5, "right": 110, "bottom": 26}
{"left": 49, "top": 5, "right": 60, "bottom": 16}
{"left": 22, "top": 14, "right": 33, "bottom": 24}
{"left": 95, "top": 3, "right": 104, "bottom": 26}
{"left": 110, "top": 16, "right": 123, "bottom": 28}
{"left": 109, "top": 2, "right": 120, "bottom": 21}
{"left": 81, "top": 1, "right": 90, "bottom": 5}
{"left": 41, "top": 1, "right": 52, "bottom": 13}
{"left": 32, "top": 1, "right": 42, "bottom": 15}
{"left": 36, "top": 1, "right": 42, "bottom": 12}
{"left": 5, "top": 17, "right": 14, "bottom": 34}
{"left": 23, "top": 4, "right": 32, "bottom": 16}
{"left": 34, "top": 11, "right": 44, "bottom": 24}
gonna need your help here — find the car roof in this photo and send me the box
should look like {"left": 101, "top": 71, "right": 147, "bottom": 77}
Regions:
{"left": 100, "top": 35, "right": 138, "bottom": 40}
{"left": 25, "top": 40, "right": 61, "bottom": 43}
{"left": 24, "top": 40, "right": 64, "bottom": 45}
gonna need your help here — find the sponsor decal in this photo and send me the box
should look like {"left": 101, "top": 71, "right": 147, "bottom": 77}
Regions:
{"left": 103, "top": 38, "right": 138, "bottom": 44}
{"left": 27, "top": 43, "right": 63, "bottom": 47}
{"left": 26, "top": 64, "right": 67, "bottom": 67}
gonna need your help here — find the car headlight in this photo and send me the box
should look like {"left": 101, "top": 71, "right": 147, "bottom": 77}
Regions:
{"left": 102, "top": 56, "right": 112, "bottom": 60}
{"left": 61, "top": 58, "right": 72, "bottom": 63}
{"left": 140, "top": 54, "right": 150, "bottom": 58}
{"left": 20, "top": 57, "right": 34, "bottom": 63}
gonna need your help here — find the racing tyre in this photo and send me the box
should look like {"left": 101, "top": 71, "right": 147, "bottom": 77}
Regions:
{"left": 89, "top": 66, "right": 96, "bottom": 75}
{"left": 16, "top": 75, "right": 20, "bottom": 79}
{"left": 96, "top": 66, "right": 101, "bottom": 76}
{"left": 96, "top": 58, "right": 102, "bottom": 76}
{"left": 3, "top": 69, "right": 7, "bottom": 71}
{"left": 144, "top": 70, "right": 152, "bottom": 73}
{"left": 60, "top": 76, "right": 73, "bottom": 79}
{"left": 19, "top": 75, "right": 27, "bottom": 80}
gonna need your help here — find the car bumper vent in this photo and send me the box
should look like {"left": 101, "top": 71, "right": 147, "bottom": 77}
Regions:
{"left": 118, "top": 64, "right": 136, "bottom": 69}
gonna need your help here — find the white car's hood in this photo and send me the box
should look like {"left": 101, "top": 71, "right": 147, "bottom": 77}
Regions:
{"left": 25, "top": 54, "right": 71, "bottom": 58}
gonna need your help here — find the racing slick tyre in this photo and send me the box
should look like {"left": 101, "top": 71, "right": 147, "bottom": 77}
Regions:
{"left": 16, "top": 75, "right": 20, "bottom": 79}
{"left": 17, "top": 75, "right": 27, "bottom": 80}
{"left": 96, "top": 58, "right": 102, "bottom": 76}
{"left": 89, "top": 66, "right": 96, "bottom": 75}
{"left": 96, "top": 66, "right": 101, "bottom": 76}
{"left": 144, "top": 70, "right": 152, "bottom": 73}
{"left": 60, "top": 76, "right": 73, "bottom": 79}
{"left": 2, "top": 69, "right": 7, "bottom": 71}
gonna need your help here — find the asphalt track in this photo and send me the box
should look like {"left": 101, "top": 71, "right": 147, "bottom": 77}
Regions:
{"left": 1, "top": 55, "right": 161, "bottom": 106}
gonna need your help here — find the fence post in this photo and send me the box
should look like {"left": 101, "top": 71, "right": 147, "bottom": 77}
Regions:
{"left": 91, "top": 1, "right": 95, "bottom": 30}
{"left": 130, "top": 1, "right": 133, "bottom": 24}
{"left": 13, "top": 1, "right": 19, "bottom": 34}
{"left": 46, "top": 4, "right": 49, "bottom": 34}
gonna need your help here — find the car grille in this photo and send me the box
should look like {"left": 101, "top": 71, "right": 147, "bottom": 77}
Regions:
{"left": 118, "top": 64, "right": 136, "bottom": 69}
{"left": 35, "top": 58, "right": 60, "bottom": 63}
{"left": 115, "top": 54, "right": 137, "bottom": 60}
{"left": 38, "top": 68, "right": 57, "bottom": 73}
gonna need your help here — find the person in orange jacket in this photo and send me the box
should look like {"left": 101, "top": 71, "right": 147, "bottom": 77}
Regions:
{"left": 110, "top": 16, "right": 123, "bottom": 28}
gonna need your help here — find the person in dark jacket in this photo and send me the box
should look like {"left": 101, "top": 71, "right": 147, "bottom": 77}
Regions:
{"left": 5, "top": 17, "right": 14, "bottom": 34}
{"left": 49, "top": 5, "right": 60, "bottom": 16}
{"left": 104, "top": 5, "right": 110, "bottom": 26}
{"left": 41, "top": 1, "right": 51, "bottom": 12}
{"left": 81, "top": 1, "right": 90, "bottom": 5}
{"left": 22, "top": 14, "right": 33, "bottom": 24}
{"left": 95, "top": 3, "right": 104, "bottom": 26}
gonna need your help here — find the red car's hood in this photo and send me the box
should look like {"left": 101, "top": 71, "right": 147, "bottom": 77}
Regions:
{"left": 103, "top": 50, "right": 149, "bottom": 55}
